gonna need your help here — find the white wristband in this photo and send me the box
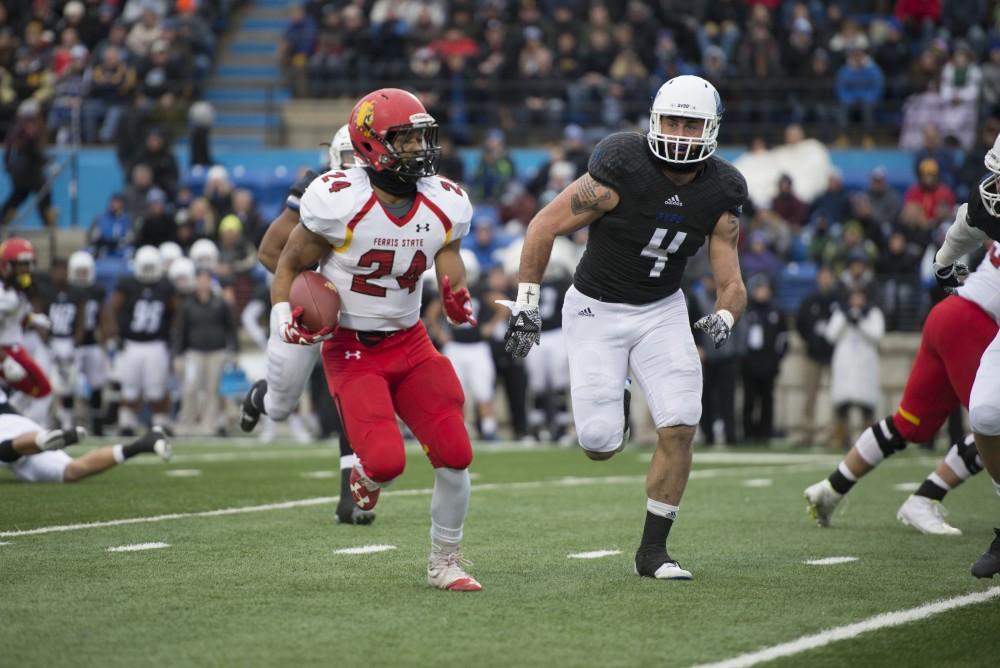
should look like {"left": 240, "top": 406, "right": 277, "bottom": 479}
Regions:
{"left": 516, "top": 282, "right": 541, "bottom": 307}
{"left": 717, "top": 309, "right": 734, "bottom": 329}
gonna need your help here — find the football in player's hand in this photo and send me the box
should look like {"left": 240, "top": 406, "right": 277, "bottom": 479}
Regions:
{"left": 290, "top": 271, "right": 341, "bottom": 332}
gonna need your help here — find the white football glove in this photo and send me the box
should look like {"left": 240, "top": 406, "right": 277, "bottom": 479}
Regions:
{"left": 2, "top": 355, "right": 27, "bottom": 382}
{"left": 26, "top": 312, "right": 51, "bottom": 331}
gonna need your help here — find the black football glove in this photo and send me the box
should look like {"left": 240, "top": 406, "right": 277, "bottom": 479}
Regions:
{"left": 933, "top": 261, "right": 969, "bottom": 295}
{"left": 693, "top": 312, "right": 733, "bottom": 349}
{"left": 497, "top": 301, "right": 541, "bottom": 359}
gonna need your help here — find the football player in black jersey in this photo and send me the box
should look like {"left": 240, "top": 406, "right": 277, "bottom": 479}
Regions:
{"left": 41, "top": 257, "right": 80, "bottom": 431}
{"left": 932, "top": 136, "right": 1000, "bottom": 579}
{"left": 103, "top": 245, "right": 176, "bottom": 436}
{"left": 67, "top": 251, "right": 109, "bottom": 435}
{"left": 239, "top": 124, "right": 375, "bottom": 526}
{"left": 503, "top": 75, "right": 748, "bottom": 580}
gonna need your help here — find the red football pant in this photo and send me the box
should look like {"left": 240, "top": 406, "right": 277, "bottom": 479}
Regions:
{"left": 1, "top": 344, "right": 51, "bottom": 398}
{"left": 322, "top": 322, "right": 472, "bottom": 483}
{"left": 893, "top": 296, "right": 998, "bottom": 442}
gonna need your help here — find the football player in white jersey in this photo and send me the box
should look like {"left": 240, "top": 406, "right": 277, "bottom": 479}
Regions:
{"left": 0, "top": 386, "right": 171, "bottom": 482}
{"left": 804, "top": 242, "right": 1000, "bottom": 535}
{"left": 271, "top": 88, "right": 482, "bottom": 591}
{"left": 931, "top": 135, "right": 1000, "bottom": 578}
{"left": 239, "top": 124, "right": 374, "bottom": 525}
{"left": 0, "top": 238, "right": 53, "bottom": 401}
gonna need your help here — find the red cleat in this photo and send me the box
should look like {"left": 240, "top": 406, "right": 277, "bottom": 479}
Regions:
{"left": 349, "top": 466, "right": 380, "bottom": 511}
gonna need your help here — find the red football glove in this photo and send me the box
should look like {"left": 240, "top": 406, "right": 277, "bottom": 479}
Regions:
{"left": 440, "top": 275, "right": 477, "bottom": 326}
{"left": 274, "top": 302, "right": 336, "bottom": 345}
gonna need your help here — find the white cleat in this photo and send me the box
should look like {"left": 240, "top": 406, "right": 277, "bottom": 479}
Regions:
{"left": 143, "top": 426, "right": 173, "bottom": 462}
{"left": 804, "top": 479, "right": 843, "bottom": 527}
{"left": 896, "top": 495, "right": 962, "bottom": 536}
{"left": 427, "top": 546, "right": 482, "bottom": 592}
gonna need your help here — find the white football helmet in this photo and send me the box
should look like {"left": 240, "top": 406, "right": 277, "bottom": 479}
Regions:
{"left": 329, "top": 124, "right": 364, "bottom": 170}
{"left": 459, "top": 248, "right": 480, "bottom": 286}
{"left": 648, "top": 75, "right": 722, "bottom": 164}
{"left": 67, "top": 250, "right": 96, "bottom": 287}
{"left": 168, "top": 256, "right": 196, "bottom": 294}
{"left": 189, "top": 238, "right": 219, "bottom": 272}
{"left": 980, "top": 132, "right": 1000, "bottom": 216}
{"left": 133, "top": 245, "right": 164, "bottom": 283}
{"left": 158, "top": 241, "right": 182, "bottom": 269}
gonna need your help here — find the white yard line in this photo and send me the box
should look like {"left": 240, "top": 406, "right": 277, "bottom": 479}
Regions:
{"left": 568, "top": 550, "right": 621, "bottom": 559}
{"left": 301, "top": 470, "right": 338, "bottom": 479}
{"left": 742, "top": 479, "right": 773, "bottom": 488}
{"left": 164, "top": 469, "right": 202, "bottom": 477}
{"left": 334, "top": 544, "right": 397, "bottom": 555}
{"left": 107, "top": 542, "right": 170, "bottom": 552}
{"left": 804, "top": 557, "right": 859, "bottom": 566}
{"left": 893, "top": 482, "right": 920, "bottom": 492}
{"left": 1, "top": 464, "right": 834, "bottom": 539}
{"left": 690, "top": 586, "right": 1000, "bottom": 668}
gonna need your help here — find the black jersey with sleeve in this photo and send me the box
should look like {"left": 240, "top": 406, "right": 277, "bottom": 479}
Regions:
{"left": 117, "top": 277, "right": 173, "bottom": 342}
{"left": 538, "top": 277, "right": 571, "bottom": 331}
{"left": 45, "top": 286, "right": 77, "bottom": 339}
{"left": 75, "top": 285, "right": 106, "bottom": 345}
{"left": 967, "top": 177, "right": 1000, "bottom": 241}
{"left": 450, "top": 285, "right": 493, "bottom": 344}
{"left": 285, "top": 167, "right": 323, "bottom": 212}
{"left": 573, "top": 132, "right": 748, "bottom": 305}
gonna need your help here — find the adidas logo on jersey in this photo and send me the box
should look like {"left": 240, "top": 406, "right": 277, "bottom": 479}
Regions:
{"left": 664, "top": 194, "right": 683, "bottom": 206}
{"left": 577, "top": 307, "right": 595, "bottom": 318}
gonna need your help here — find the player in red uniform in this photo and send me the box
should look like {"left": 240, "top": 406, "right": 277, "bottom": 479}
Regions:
{"left": 805, "top": 242, "right": 1000, "bottom": 534}
{"left": 0, "top": 238, "right": 53, "bottom": 399}
{"left": 271, "top": 89, "right": 482, "bottom": 591}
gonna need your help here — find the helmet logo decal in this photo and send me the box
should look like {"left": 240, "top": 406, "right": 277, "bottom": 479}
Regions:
{"left": 355, "top": 99, "right": 375, "bottom": 138}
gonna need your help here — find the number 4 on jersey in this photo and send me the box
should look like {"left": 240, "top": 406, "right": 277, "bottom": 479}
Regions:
{"left": 641, "top": 228, "right": 688, "bottom": 278}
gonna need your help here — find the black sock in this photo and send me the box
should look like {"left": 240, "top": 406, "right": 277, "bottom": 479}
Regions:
{"left": 0, "top": 439, "right": 22, "bottom": 463}
{"left": 915, "top": 478, "right": 948, "bottom": 501}
{"left": 338, "top": 431, "right": 353, "bottom": 458}
{"left": 639, "top": 511, "right": 673, "bottom": 552}
{"left": 121, "top": 434, "right": 157, "bottom": 460}
{"left": 827, "top": 469, "right": 856, "bottom": 495}
{"left": 338, "top": 468, "right": 354, "bottom": 505}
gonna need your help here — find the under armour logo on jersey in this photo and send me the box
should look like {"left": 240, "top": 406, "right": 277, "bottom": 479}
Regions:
{"left": 577, "top": 307, "right": 595, "bottom": 318}
{"left": 344, "top": 350, "right": 362, "bottom": 359}
{"left": 415, "top": 223, "right": 431, "bottom": 232}
{"left": 664, "top": 194, "right": 683, "bottom": 206}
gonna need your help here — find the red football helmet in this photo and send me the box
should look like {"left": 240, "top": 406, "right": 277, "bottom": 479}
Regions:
{"left": 348, "top": 88, "right": 441, "bottom": 178}
{"left": 0, "top": 237, "right": 36, "bottom": 289}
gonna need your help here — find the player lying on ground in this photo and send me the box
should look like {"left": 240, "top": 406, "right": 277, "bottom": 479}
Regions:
{"left": 0, "top": 391, "right": 171, "bottom": 482}
{"left": 930, "top": 133, "right": 1000, "bottom": 578}
{"left": 239, "top": 124, "right": 373, "bottom": 526}
{"left": 504, "top": 75, "right": 749, "bottom": 580}
{"left": 805, "top": 242, "right": 1000, "bottom": 535}
{"left": 272, "top": 88, "right": 482, "bottom": 591}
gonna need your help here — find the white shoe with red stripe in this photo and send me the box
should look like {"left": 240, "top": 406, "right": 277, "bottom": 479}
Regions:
{"left": 427, "top": 546, "right": 482, "bottom": 592}
{"left": 349, "top": 466, "right": 381, "bottom": 511}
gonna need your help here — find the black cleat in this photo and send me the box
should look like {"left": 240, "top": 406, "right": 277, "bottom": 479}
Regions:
{"left": 634, "top": 548, "right": 692, "bottom": 580}
{"left": 335, "top": 501, "right": 377, "bottom": 526}
{"left": 971, "top": 528, "right": 1000, "bottom": 579}
{"left": 240, "top": 379, "right": 268, "bottom": 433}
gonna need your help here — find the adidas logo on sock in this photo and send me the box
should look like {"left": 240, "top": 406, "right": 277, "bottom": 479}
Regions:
{"left": 664, "top": 194, "right": 683, "bottom": 206}
{"left": 577, "top": 307, "right": 595, "bottom": 317}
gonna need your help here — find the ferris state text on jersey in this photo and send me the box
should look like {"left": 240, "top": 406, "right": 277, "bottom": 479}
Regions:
{"left": 573, "top": 131, "right": 748, "bottom": 305}
{"left": 298, "top": 166, "right": 473, "bottom": 332}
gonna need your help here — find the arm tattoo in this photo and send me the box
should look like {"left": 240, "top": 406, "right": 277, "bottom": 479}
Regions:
{"left": 570, "top": 175, "right": 612, "bottom": 216}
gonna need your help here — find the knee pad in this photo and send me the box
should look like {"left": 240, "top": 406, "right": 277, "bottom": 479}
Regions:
{"left": 970, "top": 403, "right": 1000, "bottom": 437}
{"left": 944, "top": 435, "right": 983, "bottom": 479}
{"left": 857, "top": 417, "right": 907, "bottom": 466}
{"left": 577, "top": 417, "right": 622, "bottom": 454}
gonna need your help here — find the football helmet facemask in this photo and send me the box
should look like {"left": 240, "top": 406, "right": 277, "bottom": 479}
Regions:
{"left": 648, "top": 75, "right": 722, "bottom": 165}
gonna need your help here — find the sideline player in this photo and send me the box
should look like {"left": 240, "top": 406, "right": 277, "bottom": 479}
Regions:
{"left": 0, "top": 387, "right": 171, "bottom": 482}
{"left": 239, "top": 124, "right": 374, "bottom": 525}
{"left": 102, "top": 246, "right": 175, "bottom": 435}
{"left": 503, "top": 75, "right": 748, "bottom": 580}
{"left": 0, "top": 238, "right": 53, "bottom": 399}
{"left": 272, "top": 89, "right": 482, "bottom": 591}
{"left": 931, "top": 135, "right": 1000, "bottom": 578}
{"left": 804, "top": 242, "right": 1000, "bottom": 535}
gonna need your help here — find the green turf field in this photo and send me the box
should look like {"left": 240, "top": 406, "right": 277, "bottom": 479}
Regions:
{"left": 2, "top": 440, "right": 998, "bottom": 667}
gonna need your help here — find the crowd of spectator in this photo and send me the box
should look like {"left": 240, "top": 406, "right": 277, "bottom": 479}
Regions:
{"left": 283, "top": 0, "right": 1000, "bottom": 146}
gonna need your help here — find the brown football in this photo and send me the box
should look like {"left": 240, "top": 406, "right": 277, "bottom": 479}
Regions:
{"left": 289, "top": 271, "right": 341, "bottom": 332}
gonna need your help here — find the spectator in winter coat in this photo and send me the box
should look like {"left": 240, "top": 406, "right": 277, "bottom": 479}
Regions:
{"left": 794, "top": 266, "right": 838, "bottom": 446}
{"left": 809, "top": 170, "right": 853, "bottom": 225}
{"left": 826, "top": 289, "right": 885, "bottom": 449}
{"left": 1, "top": 100, "right": 53, "bottom": 226}
{"left": 87, "top": 193, "right": 132, "bottom": 257}
{"left": 834, "top": 49, "right": 884, "bottom": 136}
{"left": 739, "top": 275, "right": 788, "bottom": 443}
{"left": 770, "top": 174, "right": 809, "bottom": 227}
{"left": 903, "top": 158, "right": 956, "bottom": 223}
{"left": 130, "top": 127, "right": 179, "bottom": 196}
{"left": 741, "top": 230, "right": 782, "bottom": 288}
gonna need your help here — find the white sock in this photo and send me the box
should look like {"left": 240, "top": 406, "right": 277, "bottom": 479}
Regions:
{"left": 340, "top": 453, "right": 358, "bottom": 470}
{"left": 112, "top": 444, "right": 125, "bottom": 464}
{"left": 480, "top": 416, "right": 497, "bottom": 436}
{"left": 646, "top": 498, "right": 678, "bottom": 520}
{"left": 430, "top": 467, "right": 470, "bottom": 548}
{"left": 837, "top": 462, "right": 857, "bottom": 482}
{"left": 927, "top": 471, "right": 951, "bottom": 491}
{"left": 853, "top": 426, "right": 885, "bottom": 466}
